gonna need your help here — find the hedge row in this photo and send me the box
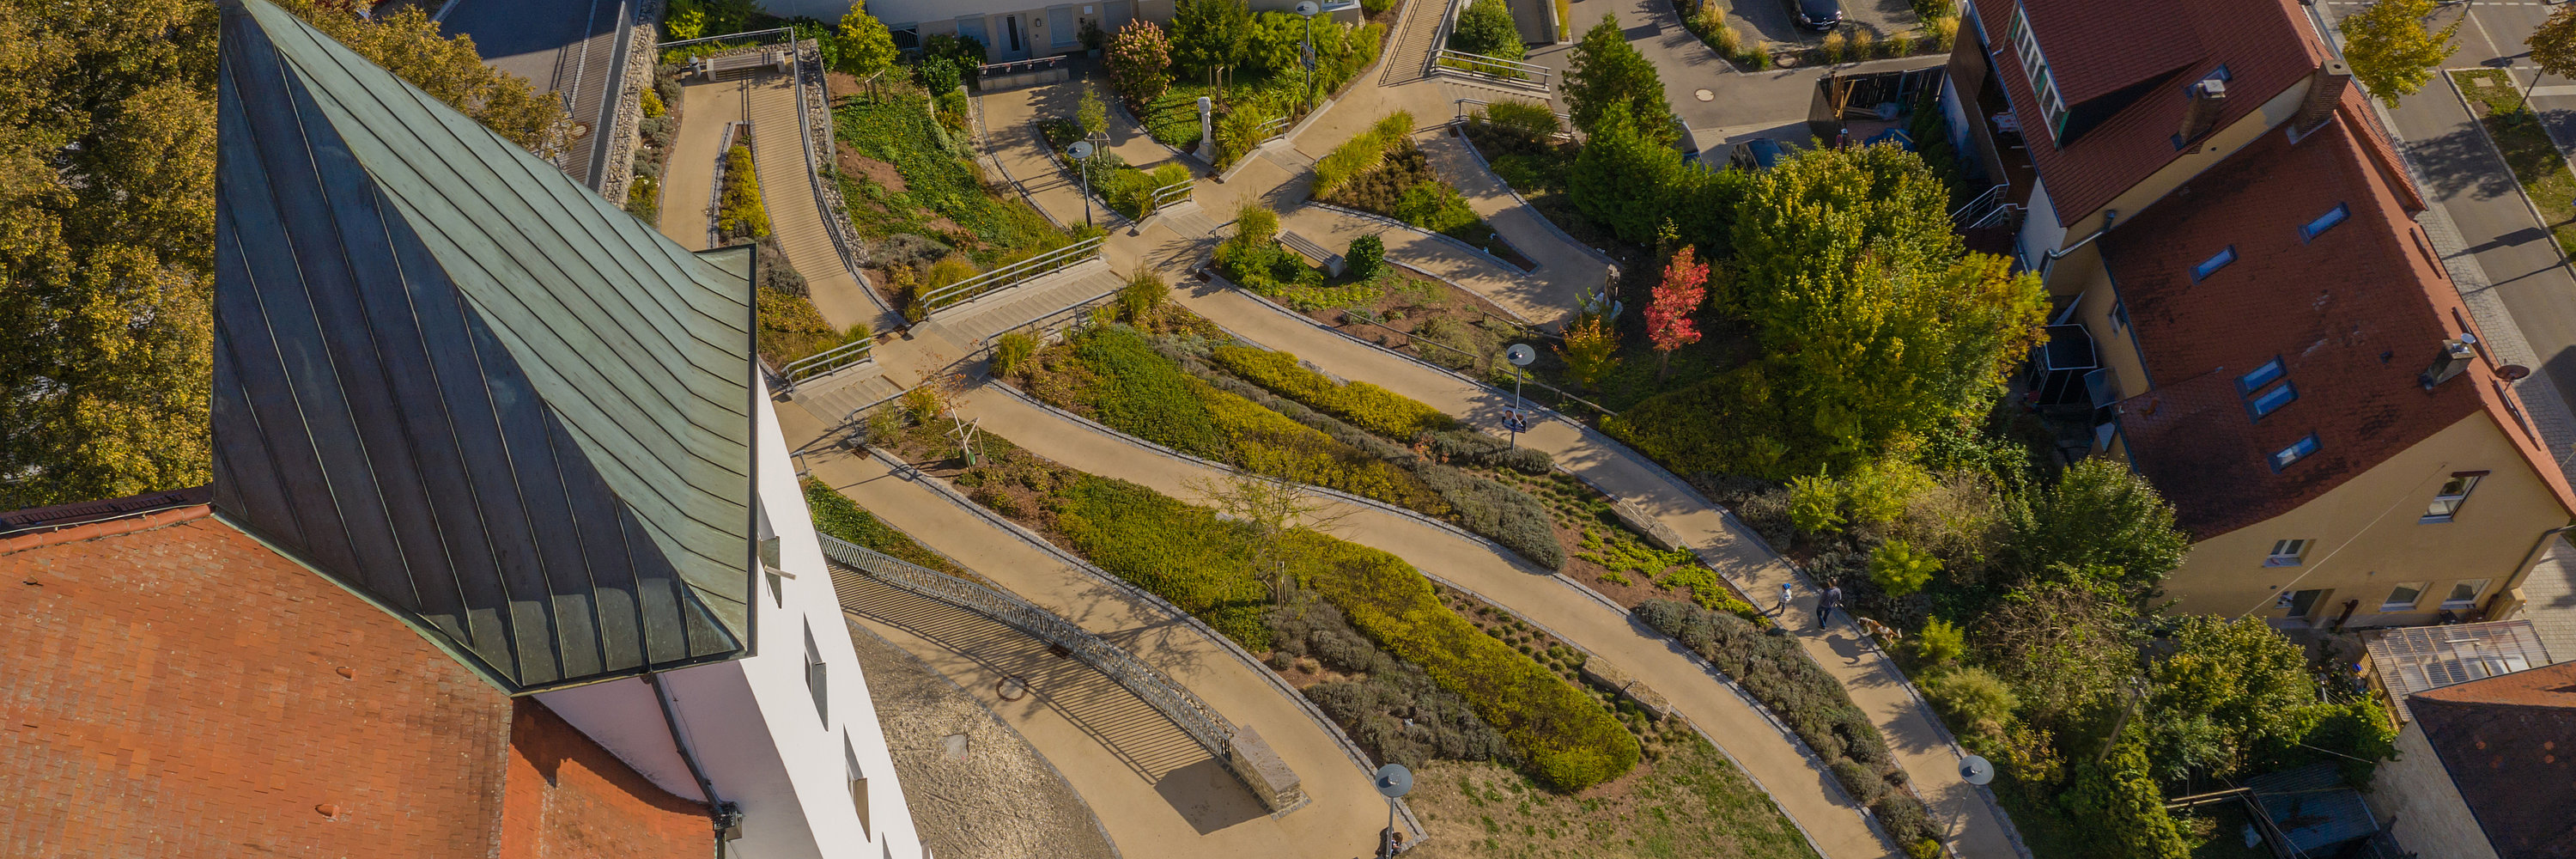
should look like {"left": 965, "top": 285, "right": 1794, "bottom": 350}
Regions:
{"left": 1283, "top": 527, "right": 1637, "bottom": 790}
{"left": 1311, "top": 111, "right": 1416, "bottom": 198}
{"left": 1634, "top": 599, "right": 1942, "bottom": 853}
{"left": 716, "top": 143, "right": 769, "bottom": 241}
{"left": 1056, "top": 326, "right": 1449, "bottom": 519}
{"left": 1211, "top": 344, "right": 1458, "bottom": 438}
{"left": 1183, "top": 354, "right": 1564, "bottom": 569}
{"left": 801, "top": 478, "right": 965, "bottom": 577}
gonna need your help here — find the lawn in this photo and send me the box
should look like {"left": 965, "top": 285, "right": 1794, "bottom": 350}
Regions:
{"left": 2453, "top": 69, "right": 2576, "bottom": 256}
{"left": 1406, "top": 734, "right": 1821, "bottom": 859}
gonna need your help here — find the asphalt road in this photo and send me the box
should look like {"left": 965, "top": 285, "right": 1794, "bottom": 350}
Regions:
{"left": 434, "top": 0, "right": 632, "bottom": 189}
{"left": 2314, "top": 1, "right": 2576, "bottom": 415}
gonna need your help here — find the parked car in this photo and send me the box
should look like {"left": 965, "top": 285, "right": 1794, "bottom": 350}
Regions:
{"left": 1730, "top": 138, "right": 1788, "bottom": 170}
{"left": 1789, "top": 0, "right": 1843, "bottom": 31}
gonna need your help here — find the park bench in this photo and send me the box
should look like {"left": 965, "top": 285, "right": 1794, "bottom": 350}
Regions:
{"left": 689, "top": 48, "right": 787, "bottom": 80}
{"left": 1279, "top": 229, "right": 1346, "bottom": 277}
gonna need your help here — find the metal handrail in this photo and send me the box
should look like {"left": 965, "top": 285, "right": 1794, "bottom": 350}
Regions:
{"left": 817, "top": 531, "right": 1237, "bottom": 758}
{"left": 1949, "top": 183, "right": 2007, "bottom": 224}
{"left": 1432, "top": 49, "right": 1554, "bottom": 88}
{"left": 980, "top": 282, "right": 1126, "bottom": 355}
{"left": 653, "top": 26, "right": 793, "bottom": 50}
{"left": 778, "top": 337, "right": 875, "bottom": 385}
{"left": 920, "top": 235, "right": 1106, "bottom": 310}
{"left": 1451, "top": 97, "right": 1575, "bottom": 139}
{"left": 1150, "top": 178, "right": 1193, "bottom": 209}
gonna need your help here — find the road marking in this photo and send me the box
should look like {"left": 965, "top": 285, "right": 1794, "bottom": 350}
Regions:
{"left": 2535, "top": 85, "right": 2576, "bottom": 97}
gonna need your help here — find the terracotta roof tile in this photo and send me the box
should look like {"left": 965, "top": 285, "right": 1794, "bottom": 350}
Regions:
{"left": 2409, "top": 661, "right": 2576, "bottom": 858}
{"left": 2103, "top": 109, "right": 2576, "bottom": 539}
{"left": 1970, "top": 0, "right": 2331, "bottom": 227}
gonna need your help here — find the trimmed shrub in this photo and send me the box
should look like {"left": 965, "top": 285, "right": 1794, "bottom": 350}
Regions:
{"left": 1911, "top": 618, "right": 1965, "bottom": 666}
{"left": 1210, "top": 344, "right": 1461, "bottom": 438}
{"left": 1449, "top": 0, "right": 1526, "bottom": 60}
{"left": 1053, "top": 474, "right": 1276, "bottom": 649}
{"left": 802, "top": 478, "right": 965, "bottom": 576}
{"left": 1072, "top": 326, "right": 1230, "bottom": 459}
{"left": 1346, "top": 233, "right": 1386, "bottom": 279}
{"left": 991, "top": 331, "right": 1038, "bottom": 377}
{"left": 1634, "top": 598, "right": 1936, "bottom": 844}
{"left": 1118, "top": 269, "right": 1168, "bottom": 321}
{"left": 1311, "top": 112, "right": 1416, "bottom": 198}
{"left": 717, "top": 143, "right": 769, "bottom": 241}
{"left": 1109, "top": 19, "right": 1174, "bottom": 105}
{"left": 1868, "top": 539, "right": 1940, "bottom": 597}
{"left": 1287, "top": 530, "right": 1637, "bottom": 789}
{"left": 1921, "top": 666, "right": 2018, "bottom": 734}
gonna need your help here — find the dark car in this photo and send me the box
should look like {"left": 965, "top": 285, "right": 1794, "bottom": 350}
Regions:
{"left": 1730, "top": 138, "right": 1788, "bottom": 171}
{"left": 1790, "top": 0, "right": 1843, "bottom": 31}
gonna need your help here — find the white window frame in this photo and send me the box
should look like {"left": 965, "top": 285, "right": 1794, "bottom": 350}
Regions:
{"left": 2265, "top": 539, "right": 2309, "bottom": 568}
{"left": 2442, "top": 579, "right": 2490, "bottom": 611}
{"left": 2381, "top": 582, "right": 2428, "bottom": 612}
{"left": 2008, "top": 6, "right": 2070, "bottom": 141}
{"left": 2421, "top": 472, "right": 2485, "bottom": 523}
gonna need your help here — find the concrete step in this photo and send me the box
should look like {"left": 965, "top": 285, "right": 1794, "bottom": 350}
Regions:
{"left": 912, "top": 258, "right": 1125, "bottom": 351}
{"left": 787, "top": 360, "right": 905, "bottom": 426}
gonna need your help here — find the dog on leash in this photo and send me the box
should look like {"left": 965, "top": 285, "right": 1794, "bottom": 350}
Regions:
{"left": 1854, "top": 616, "right": 1900, "bottom": 643}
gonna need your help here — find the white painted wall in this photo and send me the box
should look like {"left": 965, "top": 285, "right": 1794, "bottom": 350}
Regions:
{"left": 538, "top": 376, "right": 924, "bottom": 859}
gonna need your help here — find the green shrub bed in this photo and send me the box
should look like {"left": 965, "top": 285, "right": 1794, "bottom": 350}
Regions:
{"left": 802, "top": 478, "right": 965, "bottom": 576}
{"left": 1311, "top": 112, "right": 1415, "bottom": 199}
{"left": 1209, "top": 344, "right": 1457, "bottom": 438}
{"left": 899, "top": 423, "right": 1635, "bottom": 789}
{"left": 717, "top": 143, "right": 769, "bottom": 241}
{"left": 1635, "top": 599, "right": 1941, "bottom": 854}
{"left": 1021, "top": 326, "right": 1449, "bottom": 518}
{"left": 832, "top": 88, "right": 1075, "bottom": 270}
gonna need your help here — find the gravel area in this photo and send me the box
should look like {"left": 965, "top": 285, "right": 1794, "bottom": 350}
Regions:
{"left": 848, "top": 618, "right": 1121, "bottom": 859}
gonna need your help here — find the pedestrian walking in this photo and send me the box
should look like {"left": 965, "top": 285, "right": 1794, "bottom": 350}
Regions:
{"left": 1815, "top": 582, "right": 1844, "bottom": 630}
{"left": 1777, "top": 582, "right": 1795, "bottom": 615}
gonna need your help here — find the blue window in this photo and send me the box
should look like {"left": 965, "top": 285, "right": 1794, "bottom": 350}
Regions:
{"left": 2247, "top": 381, "right": 2298, "bottom": 417}
{"left": 2182, "top": 64, "right": 2233, "bottom": 94}
{"left": 2193, "top": 247, "right": 2237, "bottom": 281}
{"left": 2301, "top": 204, "right": 2349, "bottom": 241}
{"left": 2237, "top": 358, "right": 2285, "bottom": 394}
{"left": 2270, "top": 435, "right": 2321, "bottom": 471}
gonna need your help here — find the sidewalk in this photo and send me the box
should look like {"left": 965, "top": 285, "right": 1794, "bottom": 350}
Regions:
{"left": 783, "top": 404, "right": 1394, "bottom": 859}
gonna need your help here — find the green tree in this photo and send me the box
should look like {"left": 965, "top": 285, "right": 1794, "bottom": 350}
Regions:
{"left": 1107, "top": 19, "right": 1174, "bottom": 104}
{"left": 1171, "top": 0, "right": 1253, "bottom": 80}
{"left": 1562, "top": 15, "right": 1671, "bottom": 137}
{"left": 1869, "top": 539, "right": 1941, "bottom": 596}
{"left": 1566, "top": 104, "right": 1682, "bottom": 244}
{"left": 2142, "top": 617, "right": 2339, "bottom": 782}
{"left": 1728, "top": 145, "right": 2043, "bottom": 469}
{"left": 2061, "top": 740, "right": 2191, "bottom": 859}
{"left": 2528, "top": 4, "right": 2576, "bottom": 107}
{"left": 1555, "top": 315, "right": 1619, "bottom": 392}
{"left": 837, "top": 0, "right": 899, "bottom": 78}
{"left": 1451, "top": 0, "right": 1528, "bottom": 60}
{"left": 0, "top": 0, "right": 567, "bottom": 510}
{"left": 1078, "top": 83, "right": 1110, "bottom": 137}
{"left": 2341, "top": 0, "right": 2458, "bottom": 107}
{"left": 2004, "top": 458, "right": 2190, "bottom": 596}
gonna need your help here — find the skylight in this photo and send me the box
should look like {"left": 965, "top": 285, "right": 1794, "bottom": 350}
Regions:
{"left": 2301, "top": 204, "right": 2349, "bottom": 241}
{"left": 2270, "top": 434, "right": 2320, "bottom": 471}
{"left": 2192, "top": 247, "right": 2237, "bottom": 281}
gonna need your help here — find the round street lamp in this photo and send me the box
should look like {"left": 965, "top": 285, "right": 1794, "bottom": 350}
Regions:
{"left": 1066, "top": 139, "right": 1096, "bottom": 227}
{"left": 1372, "top": 763, "right": 1413, "bottom": 858}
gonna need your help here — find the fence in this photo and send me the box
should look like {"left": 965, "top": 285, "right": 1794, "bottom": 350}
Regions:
{"left": 918, "top": 235, "right": 1106, "bottom": 311}
{"left": 788, "top": 41, "right": 890, "bottom": 319}
{"left": 816, "top": 531, "right": 1237, "bottom": 759}
{"left": 1431, "top": 49, "right": 1554, "bottom": 92}
{"left": 776, "top": 337, "right": 874, "bottom": 388}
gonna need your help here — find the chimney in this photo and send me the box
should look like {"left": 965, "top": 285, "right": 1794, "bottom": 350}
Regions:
{"left": 2177, "top": 79, "right": 2229, "bottom": 145}
{"left": 2421, "top": 339, "right": 2477, "bottom": 390}
{"left": 2298, "top": 59, "right": 2354, "bottom": 131}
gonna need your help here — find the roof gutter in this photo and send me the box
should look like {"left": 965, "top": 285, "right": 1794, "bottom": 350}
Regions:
{"left": 2043, "top": 209, "right": 2121, "bottom": 268}
{"left": 2496, "top": 522, "right": 2576, "bottom": 619}
{"left": 647, "top": 671, "right": 740, "bottom": 856}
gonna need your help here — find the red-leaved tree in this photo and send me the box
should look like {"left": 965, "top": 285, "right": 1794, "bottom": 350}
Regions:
{"left": 1646, "top": 245, "right": 1708, "bottom": 380}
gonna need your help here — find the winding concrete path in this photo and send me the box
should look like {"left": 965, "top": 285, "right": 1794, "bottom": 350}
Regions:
{"left": 783, "top": 405, "right": 1396, "bottom": 859}
{"left": 832, "top": 0, "right": 2025, "bottom": 854}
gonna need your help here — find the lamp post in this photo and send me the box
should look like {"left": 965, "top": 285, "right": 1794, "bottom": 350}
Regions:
{"left": 1295, "top": 1, "right": 1320, "bottom": 115}
{"left": 1372, "top": 764, "right": 1412, "bottom": 858}
{"left": 1066, "top": 139, "right": 1095, "bottom": 227}
{"left": 1503, "top": 344, "right": 1535, "bottom": 451}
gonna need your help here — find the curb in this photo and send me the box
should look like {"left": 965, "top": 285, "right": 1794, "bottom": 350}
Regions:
{"left": 863, "top": 447, "right": 1432, "bottom": 845}
{"left": 1304, "top": 199, "right": 1536, "bottom": 275}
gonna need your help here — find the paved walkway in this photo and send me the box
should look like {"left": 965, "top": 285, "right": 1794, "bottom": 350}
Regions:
{"left": 898, "top": 0, "right": 2023, "bottom": 854}
{"left": 782, "top": 405, "right": 1394, "bottom": 859}
{"left": 655, "top": 69, "right": 900, "bottom": 332}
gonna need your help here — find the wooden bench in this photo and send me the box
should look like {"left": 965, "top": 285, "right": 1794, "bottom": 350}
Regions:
{"left": 1279, "top": 229, "right": 1346, "bottom": 277}
{"left": 690, "top": 49, "right": 787, "bottom": 80}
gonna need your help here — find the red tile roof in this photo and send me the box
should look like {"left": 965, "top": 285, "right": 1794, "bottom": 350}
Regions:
{"left": 1969, "top": 0, "right": 2332, "bottom": 228}
{"left": 2102, "top": 101, "right": 2576, "bottom": 539}
{"left": 0, "top": 503, "right": 708, "bottom": 858}
{"left": 2408, "top": 661, "right": 2576, "bottom": 858}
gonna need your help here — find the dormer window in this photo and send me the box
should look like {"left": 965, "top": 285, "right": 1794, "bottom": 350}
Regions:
{"left": 2008, "top": 5, "right": 2070, "bottom": 141}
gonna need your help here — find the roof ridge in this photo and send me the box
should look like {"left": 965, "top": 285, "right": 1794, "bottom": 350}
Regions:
{"left": 0, "top": 506, "right": 214, "bottom": 556}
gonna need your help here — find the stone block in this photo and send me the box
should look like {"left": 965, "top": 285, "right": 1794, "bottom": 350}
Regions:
{"left": 1226, "top": 725, "right": 1305, "bottom": 813}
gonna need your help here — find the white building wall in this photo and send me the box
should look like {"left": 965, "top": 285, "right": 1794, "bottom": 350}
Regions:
{"left": 538, "top": 377, "right": 924, "bottom": 859}
{"left": 2016, "top": 175, "right": 2065, "bottom": 277}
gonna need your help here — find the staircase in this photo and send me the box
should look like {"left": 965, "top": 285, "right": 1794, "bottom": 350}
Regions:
{"left": 908, "top": 257, "right": 1127, "bottom": 353}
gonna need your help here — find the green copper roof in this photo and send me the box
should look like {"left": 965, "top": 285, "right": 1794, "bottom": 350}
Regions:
{"left": 210, "top": 0, "right": 756, "bottom": 691}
